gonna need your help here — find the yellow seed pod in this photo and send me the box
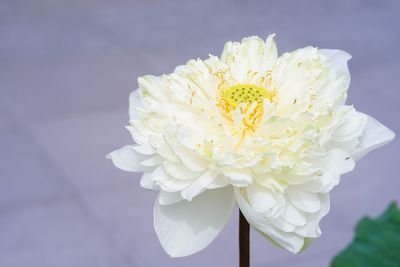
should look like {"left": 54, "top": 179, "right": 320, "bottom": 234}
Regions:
{"left": 222, "top": 84, "right": 270, "bottom": 108}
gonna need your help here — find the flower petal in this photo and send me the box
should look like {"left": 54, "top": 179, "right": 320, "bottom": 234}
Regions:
{"left": 220, "top": 35, "right": 278, "bottom": 82}
{"left": 107, "top": 145, "right": 151, "bottom": 172}
{"left": 154, "top": 186, "right": 235, "bottom": 257}
{"left": 222, "top": 167, "right": 253, "bottom": 186}
{"left": 139, "top": 155, "right": 164, "bottom": 167}
{"left": 140, "top": 173, "right": 158, "bottom": 190}
{"left": 131, "top": 144, "right": 156, "bottom": 155}
{"left": 320, "top": 49, "right": 352, "bottom": 90}
{"left": 163, "top": 161, "right": 202, "bottom": 181}
{"left": 129, "top": 89, "right": 144, "bottom": 121}
{"left": 173, "top": 143, "right": 209, "bottom": 172}
{"left": 246, "top": 184, "right": 285, "bottom": 219}
{"left": 280, "top": 201, "right": 307, "bottom": 227}
{"left": 235, "top": 188, "right": 304, "bottom": 253}
{"left": 181, "top": 170, "right": 219, "bottom": 201}
{"left": 351, "top": 114, "right": 395, "bottom": 161}
{"left": 295, "top": 194, "right": 330, "bottom": 238}
{"left": 159, "top": 191, "right": 184, "bottom": 205}
{"left": 152, "top": 166, "right": 192, "bottom": 192}
{"left": 300, "top": 149, "right": 355, "bottom": 193}
{"left": 286, "top": 188, "right": 321, "bottom": 213}
{"left": 331, "top": 108, "right": 367, "bottom": 143}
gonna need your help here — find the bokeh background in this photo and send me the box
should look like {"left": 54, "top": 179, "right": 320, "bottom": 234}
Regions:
{"left": 1, "top": 0, "right": 399, "bottom": 266}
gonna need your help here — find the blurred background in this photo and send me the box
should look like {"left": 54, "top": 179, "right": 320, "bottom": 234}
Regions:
{"left": 0, "top": 0, "right": 399, "bottom": 266}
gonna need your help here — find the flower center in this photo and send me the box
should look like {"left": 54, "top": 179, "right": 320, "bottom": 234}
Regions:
{"left": 222, "top": 84, "right": 271, "bottom": 108}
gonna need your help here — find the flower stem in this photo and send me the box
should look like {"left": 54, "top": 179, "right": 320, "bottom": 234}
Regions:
{"left": 239, "top": 210, "right": 250, "bottom": 267}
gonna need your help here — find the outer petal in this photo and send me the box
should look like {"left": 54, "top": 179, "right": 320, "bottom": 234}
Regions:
{"left": 222, "top": 167, "right": 253, "bottom": 187}
{"left": 320, "top": 49, "right": 352, "bottom": 90}
{"left": 286, "top": 188, "right": 321, "bottom": 214}
{"left": 246, "top": 184, "right": 285, "bottom": 219}
{"left": 140, "top": 173, "right": 158, "bottom": 190}
{"left": 129, "top": 89, "right": 145, "bottom": 121}
{"left": 151, "top": 166, "right": 192, "bottom": 192}
{"left": 159, "top": 191, "right": 184, "bottom": 205}
{"left": 107, "top": 145, "right": 151, "bottom": 172}
{"left": 299, "top": 149, "right": 355, "bottom": 194}
{"left": 235, "top": 188, "right": 305, "bottom": 253}
{"left": 180, "top": 170, "right": 219, "bottom": 201}
{"left": 294, "top": 194, "right": 330, "bottom": 238}
{"left": 351, "top": 114, "right": 395, "bottom": 161}
{"left": 154, "top": 186, "right": 235, "bottom": 257}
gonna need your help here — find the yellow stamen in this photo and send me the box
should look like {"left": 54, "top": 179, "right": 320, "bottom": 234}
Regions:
{"left": 222, "top": 84, "right": 271, "bottom": 108}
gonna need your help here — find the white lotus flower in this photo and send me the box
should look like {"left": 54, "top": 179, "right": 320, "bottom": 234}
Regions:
{"left": 108, "top": 35, "right": 395, "bottom": 257}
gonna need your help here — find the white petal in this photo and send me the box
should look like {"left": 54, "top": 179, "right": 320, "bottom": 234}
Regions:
{"left": 129, "top": 89, "right": 144, "bottom": 121}
{"left": 159, "top": 191, "right": 184, "bottom": 205}
{"left": 246, "top": 184, "right": 284, "bottom": 219}
{"left": 287, "top": 188, "right": 321, "bottom": 213}
{"left": 320, "top": 49, "right": 352, "bottom": 89}
{"left": 107, "top": 145, "right": 150, "bottom": 172}
{"left": 152, "top": 166, "right": 192, "bottom": 192}
{"left": 301, "top": 149, "right": 355, "bottom": 193}
{"left": 154, "top": 187, "right": 235, "bottom": 257}
{"left": 270, "top": 217, "right": 296, "bottom": 233}
{"left": 222, "top": 167, "right": 253, "bottom": 186}
{"left": 331, "top": 109, "right": 367, "bottom": 143}
{"left": 235, "top": 188, "right": 304, "bottom": 253}
{"left": 326, "top": 149, "right": 355, "bottom": 174}
{"left": 173, "top": 143, "right": 209, "bottom": 172}
{"left": 206, "top": 177, "right": 230, "bottom": 189}
{"left": 131, "top": 144, "right": 156, "bottom": 155}
{"left": 163, "top": 161, "right": 202, "bottom": 180}
{"left": 280, "top": 202, "right": 307, "bottom": 227}
{"left": 139, "top": 155, "right": 164, "bottom": 167}
{"left": 295, "top": 194, "right": 330, "bottom": 238}
{"left": 220, "top": 35, "right": 278, "bottom": 82}
{"left": 140, "top": 173, "right": 158, "bottom": 190}
{"left": 125, "top": 124, "right": 150, "bottom": 145}
{"left": 181, "top": 171, "right": 219, "bottom": 201}
{"left": 138, "top": 75, "right": 169, "bottom": 102}
{"left": 352, "top": 114, "right": 395, "bottom": 161}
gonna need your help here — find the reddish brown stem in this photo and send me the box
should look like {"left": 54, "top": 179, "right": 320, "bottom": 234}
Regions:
{"left": 239, "top": 210, "right": 250, "bottom": 267}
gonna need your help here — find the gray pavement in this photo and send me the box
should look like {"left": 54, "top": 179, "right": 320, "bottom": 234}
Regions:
{"left": 0, "top": 0, "right": 399, "bottom": 266}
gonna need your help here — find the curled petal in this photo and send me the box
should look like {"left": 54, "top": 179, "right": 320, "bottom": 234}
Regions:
{"left": 107, "top": 145, "right": 151, "bottom": 172}
{"left": 129, "top": 89, "right": 145, "bottom": 121}
{"left": 351, "top": 114, "right": 395, "bottom": 161}
{"left": 295, "top": 194, "right": 330, "bottom": 238}
{"left": 286, "top": 188, "right": 321, "bottom": 213}
{"left": 140, "top": 173, "right": 158, "bottom": 190}
{"left": 320, "top": 49, "right": 352, "bottom": 90}
{"left": 334, "top": 110, "right": 367, "bottom": 142}
{"left": 152, "top": 166, "right": 192, "bottom": 192}
{"left": 246, "top": 184, "right": 285, "bottom": 219}
{"left": 280, "top": 201, "right": 307, "bottom": 227}
{"left": 173, "top": 143, "right": 209, "bottom": 172}
{"left": 154, "top": 187, "right": 235, "bottom": 257}
{"left": 163, "top": 161, "right": 202, "bottom": 181}
{"left": 222, "top": 167, "right": 253, "bottom": 186}
{"left": 235, "top": 188, "right": 305, "bottom": 253}
{"left": 181, "top": 171, "right": 219, "bottom": 201}
{"left": 300, "top": 149, "right": 355, "bottom": 193}
{"left": 131, "top": 144, "right": 156, "bottom": 155}
{"left": 159, "top": 191, "right": 184, "bottom": 205}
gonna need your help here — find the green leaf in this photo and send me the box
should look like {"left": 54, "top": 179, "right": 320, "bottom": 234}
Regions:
{"left": 331, "top": 202, "right": 400, "bottom": 267}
